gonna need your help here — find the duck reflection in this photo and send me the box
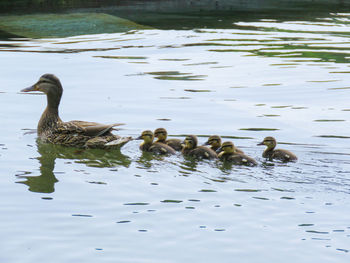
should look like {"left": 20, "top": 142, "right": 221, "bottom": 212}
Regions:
{"left": 216, "top": 161, "right": 235, "bottom": 173}
{"left": 17, "top": 140, "right": 131, "bottom": 193}
{"left": 178, "top": 157, "right": 201, "bottom": 176}
{"left": 136, "top": 151, "right": 174, "bottom": 169}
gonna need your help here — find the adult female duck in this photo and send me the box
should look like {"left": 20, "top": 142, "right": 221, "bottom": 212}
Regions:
{"left": 21, "top": 74, "right": 131, "bottom": 148}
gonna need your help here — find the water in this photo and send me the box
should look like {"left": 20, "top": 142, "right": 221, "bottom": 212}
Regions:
{"left": 1, "top": 10, "right": 350, "bottom": 263}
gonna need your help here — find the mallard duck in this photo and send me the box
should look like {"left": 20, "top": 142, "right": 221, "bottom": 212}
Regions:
{"left": 182, "top": 135, "right": 217, "bottom": 160}
{"left": 218, "top": 141, "right": 257, "bottom": 166}
{"left": 204, "top": 135, "right": 244, "bottom": 154}
{"left": 21, "top": 74, "right": 131, "bottom": 148}
{"left": 154, "top": 128, "right": 182, "bottom": 151}
{"left": 258, "top": 136, "right": 297, "bottom": 162}
{"left": 137, "top": 130, "right": 176, "bottom": 155}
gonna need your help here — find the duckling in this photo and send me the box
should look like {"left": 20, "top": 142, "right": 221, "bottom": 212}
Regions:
{"left": 137, "top": 130, "right": 176, "bottom": 155}
{"left": 21, "top": 74, "right": 131, "bottom": 148}
{"left": 154, "top": 128, "right": 182, "bottom": 151}
{"left": 203, "top": 135, "right": 222, "bottom": 152}
{"left": 204, "top": 135, "right": 244, "bottom": 154}
{"left": 218, "top": 141, "right": 257, "bottom": 166}
{"left": 182, "top": 135, "right": 217, "bottom": 160}
{"left": 258, "top": 136, "right": 297, "bottom": 162}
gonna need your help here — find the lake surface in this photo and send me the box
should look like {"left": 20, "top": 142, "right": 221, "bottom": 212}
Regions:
{"left": 0, "top": 10, "right": 350, "bottom": 263}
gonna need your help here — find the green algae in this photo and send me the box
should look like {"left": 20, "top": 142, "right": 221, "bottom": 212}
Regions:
{"left": 0, "top": 13, "right": 151, "bottom": 38}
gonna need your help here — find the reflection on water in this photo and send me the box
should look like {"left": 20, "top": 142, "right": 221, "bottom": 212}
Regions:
{"left": 16, "top": 140, "right": 131, "bottom": 193}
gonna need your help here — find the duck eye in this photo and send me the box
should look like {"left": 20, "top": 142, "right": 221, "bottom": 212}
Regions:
{"left": 39, "top": 79, "right": 50, "bottom": 84}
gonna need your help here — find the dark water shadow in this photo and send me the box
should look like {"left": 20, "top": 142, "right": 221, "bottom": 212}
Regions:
{"left": 110, "top": 9, "right": 350, "bottom": 31}
{"left": 135, "top": 151, "right": 177, "bottom": 170}
{"left": 16, "top": 140, "right": 131, "bottom": 193}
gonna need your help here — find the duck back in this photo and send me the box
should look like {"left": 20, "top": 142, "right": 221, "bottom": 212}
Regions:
{"left": 149, "top": 142, "right": 176, "bottom": 155}
{"left": 166, "top": 138, "right": 183, "bottom": 151}
{"left": 188, "top": 146, "right": 217, "bottom": 160}
{"left": 271, "top": 149, "right": 297, "bottom": 162}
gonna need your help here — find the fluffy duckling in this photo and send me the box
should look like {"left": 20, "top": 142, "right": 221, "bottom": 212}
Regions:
{"left": 258, "top": 136, "right": 297, "bottom": 162}
{"left": 21, "top": 74, "right": 131, "bottom": 148}
{"left": 203, "top": 135, "right": 222, "bottom": 152}
{"left": 137, "top": 130, "right": 176, "bottom": 155}
{"left": 154, "top": 128, "right": 182, "bottom": 151}
{"left": 218, "top": 141, "right": 257, "bottom": 166}
{"left": 182, "top": 135, "right": 217, "bottom": 160}
{"left": 204, "top": 135, "right": 244, "bottom": 154}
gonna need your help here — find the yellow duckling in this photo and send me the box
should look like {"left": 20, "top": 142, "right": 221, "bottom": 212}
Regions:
{"left": 203, "top": 135, "right": 222, "bottom": 151}
{"left": 182, "top": 135, "right": 217, "bottom": 160}
{"left": 258, "top": 136, "right": 297, "bottom": 162}
{"left": 137, "top": 130, "right": 176, "bottom": 155}
{"left": 218, "top": 141, "right": 257, "bottom": 166}
{"left": 154, "top": 128, "right": 182, "bottom": 151}
{"left": 204, "top": 135, "right": 244, "bottom": 154}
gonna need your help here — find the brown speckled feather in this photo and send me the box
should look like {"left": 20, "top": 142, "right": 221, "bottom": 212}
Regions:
{"left": 21, "top": 74, "right": 129, "bottom": 149}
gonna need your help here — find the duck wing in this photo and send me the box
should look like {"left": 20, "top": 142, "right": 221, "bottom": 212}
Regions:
{"left": 57, "top": 120, "right": 124, "bottom": 136}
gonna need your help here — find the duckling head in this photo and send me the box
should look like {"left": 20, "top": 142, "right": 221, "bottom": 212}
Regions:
{"left": 154, "top": 128, "right": 167, "bottom": 141}
{"left": 204, "top": 135, "right": 221, "bottom": 148}
{"left": 258, "top": 136, "right": 277, "bottom": 149}
{"left": 183, "top": 135, "right": 198, "bottom": 150}
{"left": 137, "top": 130, "right": 154, "bottom": 143}
{"left": 21, "top": 74, "right": 63, "bottom": 108}
{"left": 220, "top": 141, "right": 236, "bottom": 154}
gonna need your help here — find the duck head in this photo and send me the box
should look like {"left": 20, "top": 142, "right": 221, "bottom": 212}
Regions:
{"left": 154, "top": 128, "right": 167, "bottom": 141}
{"left": 21, "top": 74, "right": 63, "bottom": 109}
{"left": 258, "top": 136, "right": 277, "bottom": 149}
{"left": 218, "top": 141, "right": 236, "bottom": 154}
{"left": 183, "top": 135, "right": 198, "bottom": 150}
{"left": 204, "top": 135, "right": 221, "bottom": 147}
{"left": 137, "top": 130, "right": 154, "bottom": 143}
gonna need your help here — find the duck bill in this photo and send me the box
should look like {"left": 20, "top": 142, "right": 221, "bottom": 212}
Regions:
{"left": 135, "top": 135, "right": 143, "bottom": 140}
{"left": 257, "top": 142, "right": 264, "bottom": 146}
{"left": 202, "top": 141, "right": 210, "bottom": 146}
{"left": 216, "top": 147, "right": 222, "bottom": 153}
{"left": 21, "top": 84, "right": 38, "bottom": 92}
